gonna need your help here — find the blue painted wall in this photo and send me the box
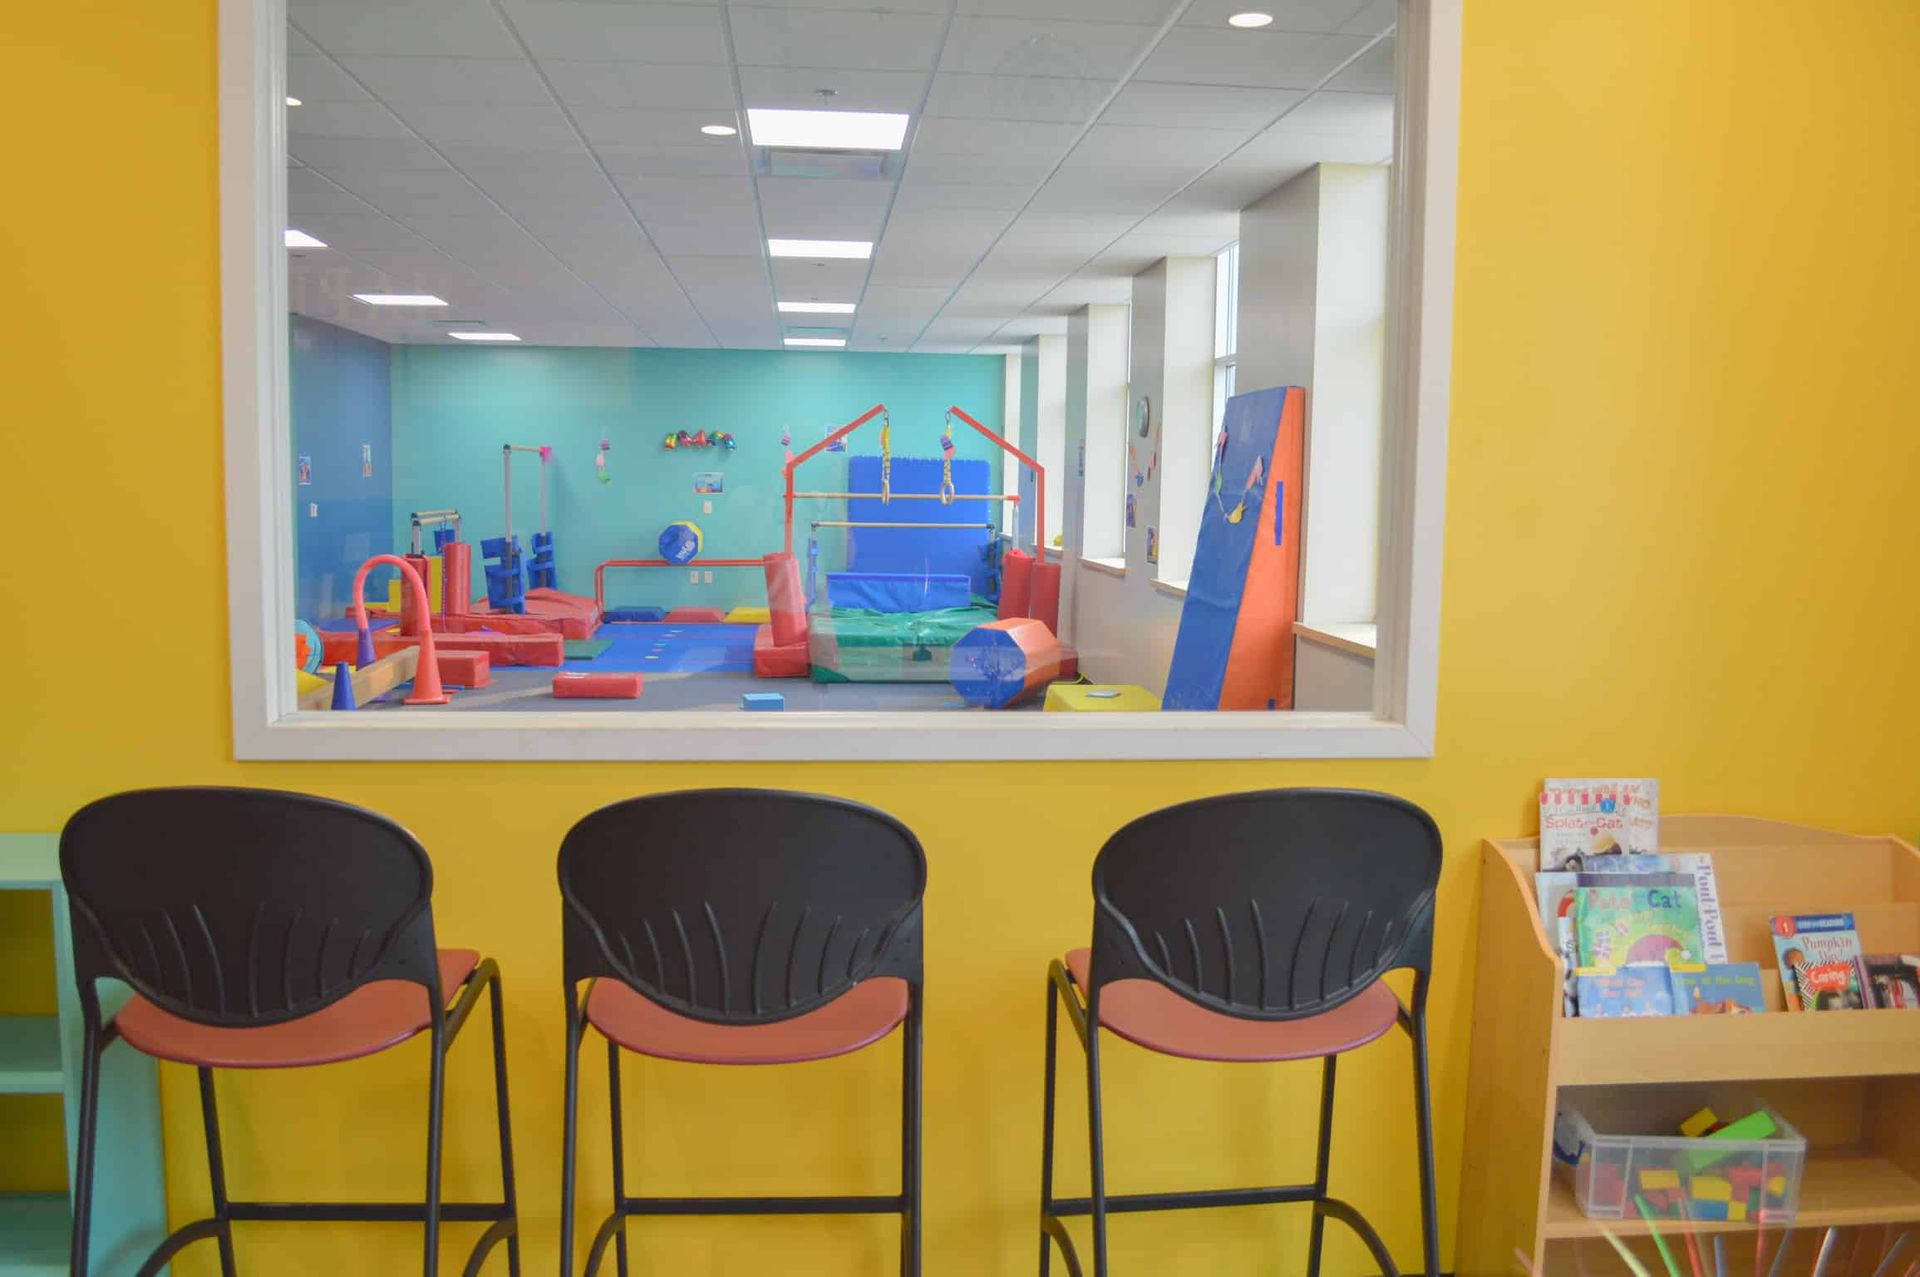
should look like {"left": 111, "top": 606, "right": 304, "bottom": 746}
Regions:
{"left": 388, "top": 346, "right": 1009, "bottom": 611}
{"left": 290, "top": 315, "right": 393, "bottom": 620}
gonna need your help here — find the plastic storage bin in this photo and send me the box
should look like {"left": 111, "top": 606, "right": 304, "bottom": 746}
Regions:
{"left": 1553, "top": 1101, "right": 1806, "bottom": 1224}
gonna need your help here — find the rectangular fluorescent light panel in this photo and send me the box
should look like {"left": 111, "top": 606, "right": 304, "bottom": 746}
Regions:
{"left": 353, "top": 293, "right": 448, "bottom": 306}
{"left": 747, "top": 109, "right": 909, "bottom": 152}
{"left": 785, "top": 337, "right": 847, "bottom": 348}
{"left": 284, "top": 229, "right": 328, "bottom": 248}
{"left": 450, "top": 332, "right": 521, "bottom": 342}
{"left": 767, "top": 239, "right": 872, "bottom": 260}
{"left": 778, "top": 301, "right": 858, "bottom": 315}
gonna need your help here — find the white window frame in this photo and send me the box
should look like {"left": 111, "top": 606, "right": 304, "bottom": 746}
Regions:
{"left": 220, "top": 0, "right": 1458, "bottom": 762}
{"left": 1212, "top": 242, "right": 1240, "bottom": 447}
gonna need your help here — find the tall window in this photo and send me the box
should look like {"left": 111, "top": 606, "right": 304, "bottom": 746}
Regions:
{"left": 1212, "top": 242, "right": 1240, "bottom": 444}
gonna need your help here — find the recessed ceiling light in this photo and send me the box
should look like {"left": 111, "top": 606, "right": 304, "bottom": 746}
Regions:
{"left": 1227, "top": 11, "right": 1275, "bottom": 28}
{"left": 352, "top": 293, "right": 448, "bottom": 307}
{"left": 778, "top": 301, "right": 857, "bottom": 314}
{"left": 767, "top": 238, "right": 872, "bottom": 260}
{"left": 286, "top": 96, "right": 302, "bottom": 106}
{"left": 284, "top": 228, "right": 327, "bottom": 249}
{"left": 700, "top": 123, "right": 738, "bottom": 137}
{"left": 785, "top": 337, "right": 847, "bottom": 348}
{"left": 747, "top": 108, "right": 910, "bottom": 152}
{"left": 449, "top": 331, "right": 521, "bottom": 342}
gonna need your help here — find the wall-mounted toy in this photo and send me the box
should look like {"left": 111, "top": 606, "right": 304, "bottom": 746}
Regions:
{"left": 662, "top": 430, "right": 736, "bottom": 451}
{"left": 658, "top": 520, "right": 703, "bottom": 565}
{"left": 596, "top": 437, "right": 611, "bottom": 484}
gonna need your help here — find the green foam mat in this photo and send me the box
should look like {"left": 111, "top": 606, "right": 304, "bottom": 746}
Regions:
{"left": 564, "top": 639, "right": 615, "bottom": 659}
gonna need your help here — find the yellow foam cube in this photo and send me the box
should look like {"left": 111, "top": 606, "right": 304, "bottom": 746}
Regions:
{"left": 1680, "top": 1107, "right": 1719, "bottom": 1139}
{"left": 1728, "top": 1200, "right": 1748, "bottom": 1222}
{"left": 1689, "top": 1176, "right": 1732, "bottom": 1202}
{"left": 1043, "top": 683, "right": 1162, "bottom": 712}
{"left": 1638, "top": 1169, "right": 1681, "bottom": 1192}
{"left": 725, "top": 606, "right": 771, "bottom": 624}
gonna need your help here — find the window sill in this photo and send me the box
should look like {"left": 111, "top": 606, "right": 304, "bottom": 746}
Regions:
{"left": 1293, "top": 622, "right": 1378, "bottom": 659}
{"left": 1080, "top": 556, "right": 1127, "bottom": 579}
{"left": 1152, "top": 578, "right": 1188, "bottom": 599}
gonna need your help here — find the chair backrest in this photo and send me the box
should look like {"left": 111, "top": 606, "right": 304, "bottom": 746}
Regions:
{"left": 558, "top": 789, "right": 926, "bottom": 1024}
{"left": 60, "top": 788, "right": 441, "bottom": 1028}
{"left": 1089, "top": 789, "right": 1441, "bottom": 1021}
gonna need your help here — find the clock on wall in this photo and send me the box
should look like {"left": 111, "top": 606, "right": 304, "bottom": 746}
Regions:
{"left": 1134, "top": 394, "right": 1152, "bottom": 437}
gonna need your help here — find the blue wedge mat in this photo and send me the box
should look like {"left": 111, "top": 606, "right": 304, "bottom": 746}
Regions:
{"left": 570, "top": 623, "right": 756, "bottom": 673}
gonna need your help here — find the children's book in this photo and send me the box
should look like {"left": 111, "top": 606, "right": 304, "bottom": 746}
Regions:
{"left": 1538, "top": 870, "right": 1694, "bottom": 1014}
{"left": 1668, "top": 961, "right": 1767, "bottom": 1014}
{"left": 1540, "top": 778, "right": 1660, "bottom": 869}
{"left": 1863, "top": 954, "right": 1920, "bottom": 1010}
{"left": 1575, "top": 964, "right": 1676, "bottom": 1017}
{"left": 1770, "top": 914, "right": 1870, "bottom": 1012}
{"left": 1575, "top": 883, "right": 1703, "bottom": 973}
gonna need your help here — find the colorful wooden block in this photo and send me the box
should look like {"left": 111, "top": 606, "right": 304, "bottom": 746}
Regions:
{"left": 1680, "top": 1107, "right": 1720, "bottom": 1139}
{"left": 1689, "top": 1200, "right": 1729, "bottom": 1222}
{"left": 1728, "top": 1200, "right": 1748, "bottom": 1223}
{"left": 1638, "top": 1169, "right": 1681, "bottom": 1192}
{"left": 1689, "top": 1175, "right": 1732, "bottom": 1202}
{"left": 741, "top": 692, "right": 784, "bottom": 711}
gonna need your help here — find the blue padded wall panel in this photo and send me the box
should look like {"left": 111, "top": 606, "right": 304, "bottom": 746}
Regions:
{"left": 845, "top": 455, "right": 994, "bottom": 598}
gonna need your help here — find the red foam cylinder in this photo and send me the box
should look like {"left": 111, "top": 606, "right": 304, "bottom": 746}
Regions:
{"left": 1028, "top": 560, "right": 1061, "bottom": 634}
{"left": 998, "top": 548, "right": 1033, "bottom": 620}
{"left": 552, "top": 671, "right": 643, "bottom": 699}
{"left": 764, "top": 552, "right": 809, "bottom": 647}
{"left": 441, "top": 541, "right": 471, "bottom": 617}
{"left": 753, "top": 623, "right": 810, "bottom": 678}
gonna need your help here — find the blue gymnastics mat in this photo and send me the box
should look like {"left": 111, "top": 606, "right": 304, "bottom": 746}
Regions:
{"left": 572, "top": 623, "right": 756, "bottom": 673}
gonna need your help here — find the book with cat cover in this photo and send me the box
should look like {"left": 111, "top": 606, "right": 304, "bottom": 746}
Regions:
{"left": 1538, "top": 870, "right": 1692, "bottom": 1015}
{"left": 1771, "top": 913, "right": 1869, "bottom": 1012}
{"left": 1863, "top": 954, "right": 1920, "bottom": 1010}
{"left": 1540, "top": 778, "right": 1660, "bottom": 869}
{"left": 1575, "top": 883, "right": 1703, "bottom": 973}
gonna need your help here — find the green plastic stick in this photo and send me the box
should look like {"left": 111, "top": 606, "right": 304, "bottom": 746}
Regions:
{"left": 1634, "top": 1194, "right": 1685, "bottom": 1277}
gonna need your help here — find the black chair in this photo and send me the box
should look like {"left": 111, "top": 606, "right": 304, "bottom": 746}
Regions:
{"left": 558, "top": 789, "right": 926, "bottom": 1276}
{"left": 1038, "top": 789, "right": 1442, "bottom": 1277}
{"left": 60, "top": 787, "right": 519, "bottom": 1276}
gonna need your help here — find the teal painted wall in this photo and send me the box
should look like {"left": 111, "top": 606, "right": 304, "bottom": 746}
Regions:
{"left": 389, "top": 346, "right": 1009, "bottom": 612}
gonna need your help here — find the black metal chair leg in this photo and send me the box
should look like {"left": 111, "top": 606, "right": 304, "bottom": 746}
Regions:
{"left": 198, "top": 1067, "right": 240, "bottom": 1277}
{"left": 1410, "top": 1007, "right": 1441, "bottom": 1277}
{"left": 606, "top": 1040, "right": 631, "bottom": 1277}
{"left": 1306, "top": 1055, "right": 1338, "bottom": 1277}
{"left": 1038, "top": 974, "right": 1059, "bottom": 1277}
{"left": 488, "top": 973, "right": 522, "bottom": 1277}
{"left": 560, "top": 998, "right": 585, "bottom": 1277}
{"left": 69, "top": 1023, "right": 102, "bottom": 1277}
{"left": 1084, "top": 1000, "right": 1108, "bottom": 1277}
{"left": 900, "top": 993, "right": 923, "bottom": 1277}
{"left": 424, "top": 1018, "right": 447, "bottom": 1277}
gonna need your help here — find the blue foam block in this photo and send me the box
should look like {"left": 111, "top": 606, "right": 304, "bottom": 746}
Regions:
{"left": 605, "top": 607, "right": 667, "bottom": 623}
{"left": 742, "top": 692, "right": 785, "bottom": 711}
{"left": 827, "top": 572, "right": 970, "bottom": 612}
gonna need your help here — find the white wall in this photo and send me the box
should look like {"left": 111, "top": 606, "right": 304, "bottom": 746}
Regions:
{"left": 1001, "top": 352, "right": 1020, "bottom": 537}
{"left": 1293, "top": 635, "right": 1374, "bottom": 710}
{"left": 1037, "top": 334, "right": 1066, "bottom": 550}
{"left": 1070, "top": 303, "right": 1128, "bottom": 562}
{"left": 1015, "top": 339, "right": 1039, "bottom": 549}
{"left": 1154, "top": 256, "right": 1217, "bottom": 585}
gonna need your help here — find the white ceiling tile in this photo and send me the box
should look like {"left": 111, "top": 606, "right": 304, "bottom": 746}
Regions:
{"left": 1130, "top": 199, "right": 1241, "bottom": 239}
{"left": 289, "top": 0, "right": 520, "bottom": 58}
{"left": 911, "top": 117, "right": 1082, "bottom": 161}
{"left": 1178, "top": 0, "right": 1375, "bottom": 33}
{"left": 597, "top": 142, "right": 748, "bottom": 179}
{"left": 939, "top": 18, "right": 1160, "bottom": 80}
{"left": 644, "top": 207, "right": 767, "bottom": 256}
{"left": 461, "top": 159, "right": 609, "bottom": 199}
{"left": 756, "top": 176, "right": 891, "bottom": 239}
{"left": 1280, "top": 90, "right": 1395, "bottom": 139}
{"left": 1025, "top": 171, "right": 1189, "bottom": 219}
{"left": 1039, "top": 274, "right": 1133, "bottom": 306}
{"left": 891, "top": 177, "right": 1032, "bottom": 213}
{"left": 770, "top": 258, "right": 869, "bottom": 298}
{"left": 736, "top": 66, "right": 927, "bottom": 114}
{"left": 617, "top": 174, "right": 757, "bottom": 215}
{"left": 291, "top": 135, "right": 451, "bottom": 172}
{"left": 339, "top": 57, "right": 552, "bottom": 106}
{"left": 287, "top": 55, "right": 374, "bottom": 104}
{"left": 390, "top": 102, "right": 580, "bottom": 150}
{"left": 324, "top": 168, "right": 495, "bottom": 219}
{"left": 286, "top": 101, "right": 412, "bottom": 140}
{"left": 730, "top": 7, "right": 947, "bottom": 72}
{"left": 572, "top": 107, "right": 738, "bottom": 150}
{"left": 1135, "top": 29, "right": 1370, "bottom": 89}
{"left": 1179, "top": 158, "right": 1313, "bottom": 210}
{"left": 1108, "top": 230, "right": 1235, "bottom": 260}
{"left": 497, "top": 0, "right": 730, "bottom": 63}
{"left": 1325, "top": 36, "right": 1395, "bottom": 94}
{"left": 1101, "top": 81, "right": 1303, "bottom": 130}
{"left": 923, "top": 73, "right": 1114, "bottom": 124}
{"left": 956, "top": 0, "right": 1176, "bottom": 19}
{"left": 543, "top": 60, "right": 738, "bottom": 113}
{"left": 434, "top": 139, "right": 599, "bottom": 174}
{"left": 294, "top": 212, "right": 436, "bottom": 252}
{"left": 1056, "top": 123, "right": 1244, "bottom": 177}
{"left": 287, "top": 167, "right": 381, "bottom": 215}
{"left": 1341, "top": 0, "right": 1398, "bottom": 37}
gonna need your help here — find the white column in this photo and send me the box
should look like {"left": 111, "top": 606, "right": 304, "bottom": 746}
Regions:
{"left": 1036, "top": 333, "right": 1066, "bottom": 552}
{"left": 1070, "top": 303, "right": 1129, "bottom": 562}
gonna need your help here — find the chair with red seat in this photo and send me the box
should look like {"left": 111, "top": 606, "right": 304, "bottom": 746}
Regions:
{"left": 59, "top": 787, "right": 519, "bottom": 1277}
{"left": 1038, "top": 788, "right": 1442, "bottom": 1277}
{"left": 557, "top": 789, "right": 926, "bottom": 1277}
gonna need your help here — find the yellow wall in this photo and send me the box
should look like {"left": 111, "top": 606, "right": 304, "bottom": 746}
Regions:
{"left": 3, "top": 1, "right": 1918, "bottom": 1273}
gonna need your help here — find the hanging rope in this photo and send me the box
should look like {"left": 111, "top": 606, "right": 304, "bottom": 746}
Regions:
{"left": 879, "top": 410, "right": 892, "bottom": 504}
{"left": 939, "top": 411, "right": 956, "bottom": 505}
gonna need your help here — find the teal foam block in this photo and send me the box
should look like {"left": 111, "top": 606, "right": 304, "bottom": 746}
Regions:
{"left": 742, "top": 692, "right": 785, "bottom": 711}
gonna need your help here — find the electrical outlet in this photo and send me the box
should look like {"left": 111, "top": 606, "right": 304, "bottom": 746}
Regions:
{"left": 703, "top": 570, "right": 713, "bottom": 583}
{"left": 703, "top": 499, "right": 713, "bottom": 514}
{"left": 689, "top": 570, "right": 699, "bottom": 584}
{"left": 308, "top": 502, "right": 318, "bottom": 517}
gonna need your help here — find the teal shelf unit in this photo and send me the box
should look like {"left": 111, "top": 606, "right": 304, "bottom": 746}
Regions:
{"left": 0, "top": 835, "right": 168, "bottom": 1275}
